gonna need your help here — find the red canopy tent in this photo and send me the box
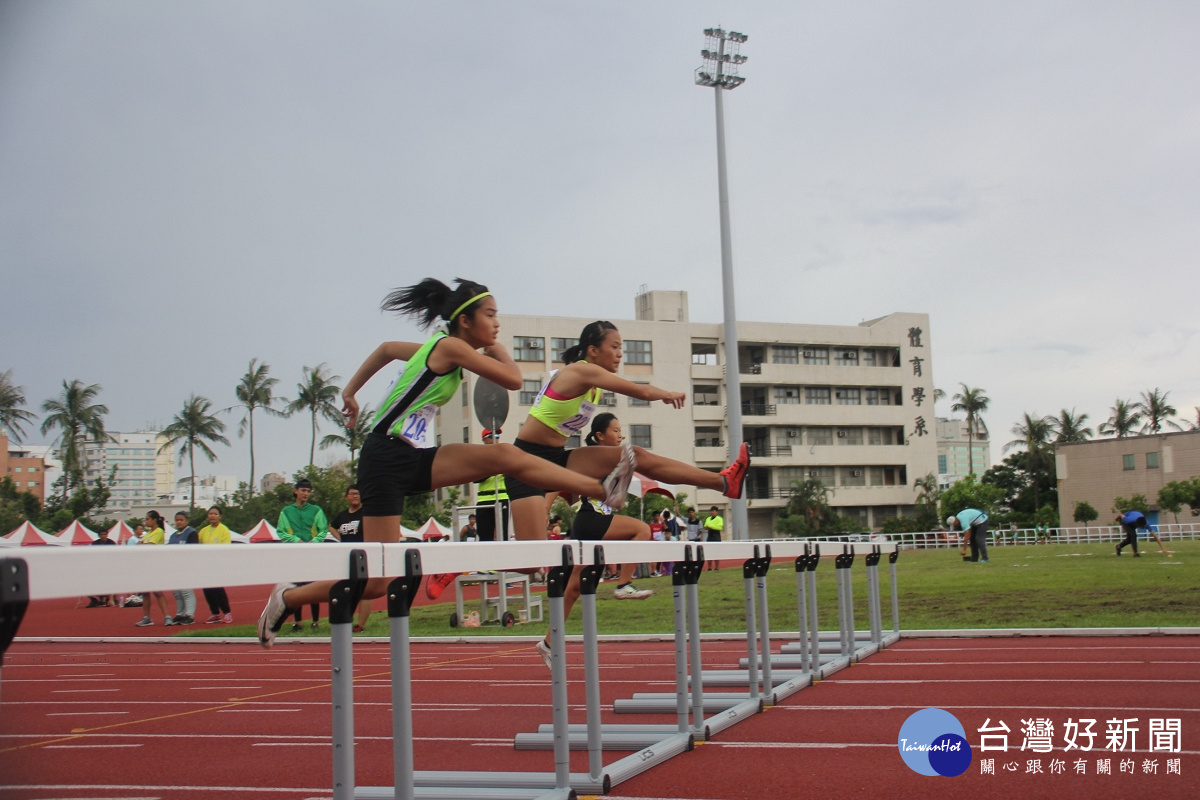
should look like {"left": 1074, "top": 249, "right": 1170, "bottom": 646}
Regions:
{"left": 57, "top": 520, "right": 99, "bottom": 545}
{"left": 3, "top": 521, "right": 68, "bottom": 546}
{"left": 243, "top": 519, "right": 280, "bottom": 543}
{"left": 629, "top": 472, "right": 679, "bottom": 499}
{"left": 108, "top": 521, "right": 137, "bottom": 544}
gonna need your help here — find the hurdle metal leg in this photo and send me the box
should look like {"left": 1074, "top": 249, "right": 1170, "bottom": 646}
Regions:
{"left": 0, "top": 557, "right": 30, "bottom": 706}
{"left": 330, "top": 551, "right": 368, "bottom": 800}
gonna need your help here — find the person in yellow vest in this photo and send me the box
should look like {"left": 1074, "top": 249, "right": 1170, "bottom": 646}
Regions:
{"left": 476, "top": 428, "right": 509, "bottom": 541}
{"left": 197, "top": 505, "right": 234, "bottom": 624}
{"left": 134, "top": 510, "right": 176, "bottom": 627}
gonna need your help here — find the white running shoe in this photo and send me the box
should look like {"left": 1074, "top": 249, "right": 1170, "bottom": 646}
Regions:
{"left": 535, "top": 639, "right": 553, "bottom": 670}
{"left": 613, "top": 583, "right": 653, "bottom": 600}
{"left": 257, "top": 583, "right": 297, "bottom": 649}
{"left": 601, "top": 442, "right": 637, "bottom": 509}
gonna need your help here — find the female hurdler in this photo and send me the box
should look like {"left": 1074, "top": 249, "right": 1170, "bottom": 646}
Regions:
{"left": 257, "top": 279, "right": 635, "bottom": 647}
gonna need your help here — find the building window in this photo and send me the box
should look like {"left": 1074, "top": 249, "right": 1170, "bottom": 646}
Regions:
{"left": 692, "top": 343, "right": 718, "bottom": 365}
{"left": 695, "top": 426, "right": 722, "bottom": 447}
{"left": 625, "top": 340, "right": 653, "bottom": 365}
{"left": 1146, "top": 452, "right": 1160, "bottom": 469}
{"left": 938, "top": 454, "right": 947, "bottom": 473}
{"left": 630, "top": 425, "right": 652, "bottom": 449}
{"left": 862, "top": 349, "right": 878, "bottom": 367}
{"left": 835, "top": 388, "right": 861, "bottom": 405}
{"left": 1122, "top": 454, "right": 1135, "bottom": 471}
{"left": 833, "top": 348, "right": 859, "bottom": 366}
{"left": 462, "top": 427, "right": 470, "bottom": 444}
{"left": 693, "top": 385, "right": 720, "bottom": 406}
{"left": 520, "top": 379, "right": 542, "bottom": 405}
{"left": 805, "top": 387, "right": 831, "bottom": 405}
{"left": 807, "top": 427, "right": 833, "bottom": 446}
{"left": 837, "top": 427, "right": 863, "bottom": 445}
{"left": 772, "top": 345, "right": 798, "bottom": 364}
{"left": 803, "top": 347, "right": 829, "bottom": 365}
{"left": 774, "top": 385, "right": 801, "bottom": 404}
{"left": 566, "top": 434, "right": 581, "bottom": 448}
{"left": 461, "top": 382, "right": 468, "bottom": 407}
{"left": 600, "top": 391, "right": 617, "bottom": 407}
{"left": 806, "top": 466, "right": 835, "bottom": 483}
{"left": 551, "top": 337, "right": 579, "bottom": 362}
{"left": 513, "top": 336, "right": 545, "bottom": 362}
{"left": 629, "top": 384, "right": 651, "bottom": 407}
{"left": 840, "top": 467, "right": 866, "bottom": 487}
{"left": 865, "top": 388, "right": 891, "bottom": 406}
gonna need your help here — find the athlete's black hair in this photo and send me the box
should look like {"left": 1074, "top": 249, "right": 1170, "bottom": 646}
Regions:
{"left": 145, "top": 510, "right": 165, "bottom": 529}
{"left": 585, "top": 412, "right": 618, "bottom": 446}
{"left": 561, "top": 320, "right": 618, "bottom": 364}
{"left": 381, "top": 278, "right": 491, "bottom": 333}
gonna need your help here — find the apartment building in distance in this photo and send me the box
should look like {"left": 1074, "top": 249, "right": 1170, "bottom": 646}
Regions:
{"left": 437, "top": 289, "right": 938, "bottom": 539}
{"left": 936, "top": 417, "right": 992, "bottom": 489}
{"left": 82, "top": 430, "right": 175, "bottom": 514}
{"left": 1, "top": 434, "right": 49, "bottom": 505}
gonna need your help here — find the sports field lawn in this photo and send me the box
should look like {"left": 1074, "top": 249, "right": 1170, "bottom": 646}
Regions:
{"left": 202, "top": 540, "right": 1199, "bottom": 640}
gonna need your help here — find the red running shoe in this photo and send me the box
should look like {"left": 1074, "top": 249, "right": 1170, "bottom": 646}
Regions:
{"left": 721, "top": 442, "right": 751, "bottom": 499}
{"left": 425, "top": 572, "right": 458, "bottom": 600}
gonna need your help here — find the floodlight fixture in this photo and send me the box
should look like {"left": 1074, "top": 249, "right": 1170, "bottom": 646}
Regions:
{"left": 695, "top": 28, "right": 748, "bottom": 90}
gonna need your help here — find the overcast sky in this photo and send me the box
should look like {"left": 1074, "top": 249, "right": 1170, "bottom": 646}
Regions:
{"left": 3, "top": 1, "right": 1198, "bottom": 488}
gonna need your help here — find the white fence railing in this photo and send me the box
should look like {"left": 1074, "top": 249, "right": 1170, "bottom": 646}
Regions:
{"left": 797, "top": 522, "right": 1200, "bottom": 551}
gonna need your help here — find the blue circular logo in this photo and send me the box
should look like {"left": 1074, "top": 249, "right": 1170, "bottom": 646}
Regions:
{"left": 898, "top": 708, "right": 972, "bottom": 776}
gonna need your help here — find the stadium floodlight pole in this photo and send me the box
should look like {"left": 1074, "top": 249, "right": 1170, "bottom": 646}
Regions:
{"left": 696, "top": 27, "right": 749, "bottom": 541}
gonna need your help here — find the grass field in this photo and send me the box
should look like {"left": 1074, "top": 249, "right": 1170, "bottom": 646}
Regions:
{"left": 201, "top": 540, "right": 1199, "bottom": 640}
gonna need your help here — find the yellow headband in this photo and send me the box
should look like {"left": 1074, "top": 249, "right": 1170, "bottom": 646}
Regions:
{"left": 449, "top": 291, "right": 492, "bottom": 322}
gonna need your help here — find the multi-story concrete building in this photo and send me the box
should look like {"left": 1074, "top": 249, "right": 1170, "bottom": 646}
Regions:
{"left": 1056, "top": 430, "right": 1200, "bottom": 528}
{"left": 437, "top": 289, "right": 938, "bottom": 538}
{"left": 82, "top": 430, "right": 174, "bottom": 513}
{"left": 1, "top": 434, "right": 49, "bottom": 505}
{"left": 936, "top": 417, "right": 992, "bottom": 489}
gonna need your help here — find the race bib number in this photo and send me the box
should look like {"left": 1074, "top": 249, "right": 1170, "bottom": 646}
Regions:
{"left": 399, "top": 405, "right": 437, "bottom": 448}
{"left": 559, "top": 400, "right": 596, "bottom": 437}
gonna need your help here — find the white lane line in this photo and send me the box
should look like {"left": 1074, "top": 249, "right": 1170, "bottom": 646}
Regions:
{"left": 252, "top": 742, "right": 327, "bottom": 747}
{"left": 55, "top": 673, "right": 116, "bottom": 678}
{"left": 217, "top": 709, "right": 302, "bottom": 713}
{"left": 177, "top": 670, "right": 237, "bottom": 675}
{"left": 44, "top": 743, "right": 144, "bottom": 749}
{"left": 46, "top": 711, "right": 129, "bottom": 716}
{"left": 52, "top": 689, "right": 122, "bottom": 693}
{"left": 188, "top": 686, "right": 263, "bottom": 690}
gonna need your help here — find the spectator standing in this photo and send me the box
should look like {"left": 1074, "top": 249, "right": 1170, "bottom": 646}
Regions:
{"left": 475, "top": 428, "right": 509, "bottom": 542}
{"left": 134, "top": 511, "right": 175, "bottom": 626}
{"left": 459, "top": 514, "right": 478, "bottom": 542}
{"left": 197, "top": 505, "right": 234, "bottom": 623}
{"left": 168, "top": 512, "right": 200, "bottom": 625}
{"left": 277, "top": 478, "right": 327, "bottom": 630}
{"left": 87, "top": 528, "right": 117, "bottom": 607}
{"left": 684, "top": 508, "right": 702, "bottom": 542}
{"left": 703, "top": 506, "right": 724, "bottom": 571}
{"left": 329, "top": 485, "right": 371, "bottom": 631}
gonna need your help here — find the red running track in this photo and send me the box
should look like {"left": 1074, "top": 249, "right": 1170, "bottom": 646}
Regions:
{"left": 1, "top": 634, "right": 1197, "bottom": 799}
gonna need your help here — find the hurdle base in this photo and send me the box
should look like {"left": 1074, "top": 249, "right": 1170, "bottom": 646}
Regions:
{"left": 356, "top": 786, "right": 574, "bottom": 800}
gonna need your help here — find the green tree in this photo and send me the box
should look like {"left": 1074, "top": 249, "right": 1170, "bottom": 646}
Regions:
{"left": 774, "top": 478, "right": 831, "bottom": 537}
{"left": 1112, "top": 494, "right": 1149, "bottom": 515}
{"left": 1004, "top": 412, "right": 1056, "bottom": 512}
{"left": 1158, "top": 478, "right": 1200, "bottom": 522}
{"left": 231, "top": 358, "right": 287, "bottom": 496}
{"left": 39, "top": 379, "right": 112, "bottom": 502}
{"left": 1073, "top": 500, "right": 1099, "bottom": 524}
{"left": 1052, "top": 408, "right": 1093, "bottom": 444}
{"left": 159, "top": 395, "right": 230, "bottom": 512}
{"left": 1183, "top": 407, "right": 1200, "bottom": 431}
{"left": 1136, "top": 388, "right": 1180, "bottom": 434}
{"left": 287, "top": 364, "right": 342, "bottom": 467}
{"left": 0, "top": 370, "right": 37, "bottom": 443}
{"left": 950, "top": 384, "right": 990, "bottom": 476}
{"left": 321, "top": 403, "right": 372, "bottom": 464}
{"left": 939, "top": 474, "right": 1004, "bottom": 522}
{"left": 912, "top": 472, "right": 942, "bottom": 530}
{"left": 1098, "top": 398, "right": 1141, "bottom": 438}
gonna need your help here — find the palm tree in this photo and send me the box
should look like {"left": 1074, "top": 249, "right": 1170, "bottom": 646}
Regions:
{"left": 1183, "top": 406, "right": 1200, "bottom": 431}
{"left": 39, "top": 379, "right": 112, "bottom": 501}
{"left": 159, "top": 395, "right": 230, "bottom": 512}
{"left": 1136, "top": 388, "right": 1180, "bottom": 434}
{"left": 1098, "top": 398, "right": 1141, "bottom": 438}
{"left": 785, "top": 477, "right": 831, "bottom": 535}
{"left": 1052, "top": 408, "right": 1094, "bottom": 444}
{"left": 320, "top": 403, "right": 372, "bottom": 463}
{"left": 1005, "top": 412, "right": 1056, "bottom": 511}
{"left": 950, "top": 384, "right": 990, "bottom": 476}
{"left": 230, "top": 359, "right": 286, "bottom": 495}
{"left": 287, "top": 364, "right": 342, "bottom": 467}
{"left": 0, "top": 370, "right": 37, "bottom": 443}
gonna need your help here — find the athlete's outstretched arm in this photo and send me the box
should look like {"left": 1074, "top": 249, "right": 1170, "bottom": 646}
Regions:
{"left": 437, "top": 338, "right": 522, "bottom": 390}
{"left": 340, "top": 341, "right": 423, "bottom": 426}
{"left": 570, "top": 363, "right": 686, "bottom": 409}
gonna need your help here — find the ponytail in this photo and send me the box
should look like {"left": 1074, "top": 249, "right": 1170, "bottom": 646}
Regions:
{"left": 562, "top": 320, "right": 617, "bottom": 364}
{"left": 585, "top": 412, "right": 618, "bottom": 446}
{"left": 381, "top": 277, "right": 491, "bottom": 333}
{"left": 146, "top": 510, "right": 165, "bottom": 529}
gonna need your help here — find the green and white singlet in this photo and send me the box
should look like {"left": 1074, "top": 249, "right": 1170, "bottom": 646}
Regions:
{"left": 529, "top": 369, "right": 603, "bottom": 438}
{"left": 371, "top": 333, "right": 462, "bottom": 448}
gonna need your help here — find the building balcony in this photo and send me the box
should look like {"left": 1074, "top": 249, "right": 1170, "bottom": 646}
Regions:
{"left": 693, "top": 445, "right": 728, "bottom": 465}
{"left": 741, "top": 403, "right": 777, "bottom": 417}
{"left": 692, "top": 404, "right": 726, "bottom": 422}
{"left": 691, "top": 364, "right": 723, "bottom": 381}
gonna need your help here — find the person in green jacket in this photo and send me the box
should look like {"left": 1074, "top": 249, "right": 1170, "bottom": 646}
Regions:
{"left": 277, "top": 478, "right": 327, "bottom": 630}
